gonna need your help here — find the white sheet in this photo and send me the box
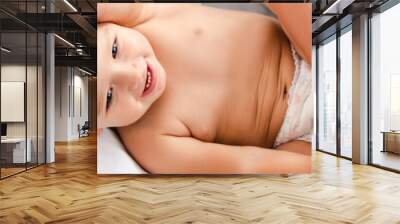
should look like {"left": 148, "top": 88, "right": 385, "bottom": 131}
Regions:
{"left": 97, "top": 128, "right": 147, "bottom": 174}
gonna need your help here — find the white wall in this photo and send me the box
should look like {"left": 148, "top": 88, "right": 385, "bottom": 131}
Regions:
{"left": 72, "top": 73, "right": 89, "bottom": 138}
{"left": 54, "top": 67, "right": 89, "bottom": 141}
{"left": 54, "top": 66, "right": 70, "bottom": 141}
{"left": 76, "top": 71, "right": 89, "bottom": 138}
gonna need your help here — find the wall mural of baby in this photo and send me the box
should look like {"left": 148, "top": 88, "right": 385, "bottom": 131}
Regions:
{"left": 97, "top": 3, "right": 312, "bottom": 174}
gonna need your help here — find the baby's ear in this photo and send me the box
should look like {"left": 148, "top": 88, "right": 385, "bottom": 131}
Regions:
{"left": 98, "top": 128, "right": 104, "bottom": 136}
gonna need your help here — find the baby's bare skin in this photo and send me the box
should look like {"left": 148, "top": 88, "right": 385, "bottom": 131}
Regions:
{"left": 98, "top": 4, "right": 311, "bottom": 173}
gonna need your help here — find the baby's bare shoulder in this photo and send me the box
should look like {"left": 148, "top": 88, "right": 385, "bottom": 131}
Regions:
{"left": 117, "top": 113, "right": 190, "bottom": 148}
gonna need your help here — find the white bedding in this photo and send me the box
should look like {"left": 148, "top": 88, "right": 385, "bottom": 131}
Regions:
{"left": 97, "top": 128, "right": 147, "bottom": 174}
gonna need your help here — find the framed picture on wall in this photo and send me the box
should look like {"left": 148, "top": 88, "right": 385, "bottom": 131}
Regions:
{"left": 1, "top": 81, "right": 25, "bottom": 122}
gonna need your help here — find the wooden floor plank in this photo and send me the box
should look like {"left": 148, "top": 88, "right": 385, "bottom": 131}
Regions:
{"left": 0, "top": 135, "right": 400, "bottom": 223}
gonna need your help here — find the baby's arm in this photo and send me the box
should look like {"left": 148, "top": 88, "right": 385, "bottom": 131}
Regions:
{"left": 121, "top": 131, "right": 311, "bottom": 174}
{"left": 265, "top": 3, "right": 311, "bottom": 65}
{"left": 276, "top": 140, "right": 311, "bottom": 156}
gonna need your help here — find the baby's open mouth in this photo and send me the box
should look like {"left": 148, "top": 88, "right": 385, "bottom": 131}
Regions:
{"left": 144, "top": 66, "right": 152, "bottom": 91}
{"left": 142, "top": 64, "right": 155, "bottom": 96}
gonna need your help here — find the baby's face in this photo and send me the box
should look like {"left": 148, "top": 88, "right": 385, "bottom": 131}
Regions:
{"left": 97, "top": 23, "right": 166, "bottom": 128}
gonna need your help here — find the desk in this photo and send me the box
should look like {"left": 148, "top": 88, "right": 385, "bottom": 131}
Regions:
{"left": 1, "top": 138, "right": 31, "bottom": 163}
{"left": 381, "top": 131, "right": 400, "bottom": 154}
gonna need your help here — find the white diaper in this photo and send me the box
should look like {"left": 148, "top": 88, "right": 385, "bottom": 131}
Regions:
{"left": 273, "top": 45, "right": 313, "bottom": 147}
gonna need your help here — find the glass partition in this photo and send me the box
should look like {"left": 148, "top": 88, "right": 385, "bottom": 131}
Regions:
{"left": 1, "top": 30, "right": 28, "bottom": 177}
{"left": 0, "top": 1, "right": 46, "bottom": 179}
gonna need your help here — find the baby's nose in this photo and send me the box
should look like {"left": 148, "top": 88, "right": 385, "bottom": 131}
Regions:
{"left": 117, "top": 62, "right": 143, "bottom": 92}
{"left": 112, "top": 57, "right": 145, "bottom": 91}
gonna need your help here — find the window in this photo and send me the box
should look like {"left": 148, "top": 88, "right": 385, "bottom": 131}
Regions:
{"left": 370, "top": 2, "right": 400, "bottom": 171}
{"left": 317, "top": 36, "right": 337, "bottom": 154}
{"left": 390, "top": 74, "right": 400, "bottom": 130}
{"left": 339, "top": 28, "right": 352, "bottom": 158}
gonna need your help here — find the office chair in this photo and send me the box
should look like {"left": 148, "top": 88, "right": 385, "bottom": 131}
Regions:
{"left": 79, "top": 121, "right": 90, "bottom": 138}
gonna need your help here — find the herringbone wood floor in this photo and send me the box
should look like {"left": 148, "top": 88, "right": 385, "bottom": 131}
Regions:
{"left": 1, "top": 135, "right": 400, "bottom": 224}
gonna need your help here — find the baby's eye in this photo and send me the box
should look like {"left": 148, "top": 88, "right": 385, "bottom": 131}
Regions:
{"left": 112, "top": 38, "right": 118, "bottom": 59}
{"left": 106, "top": 88, "right": 113, "bottom": 111}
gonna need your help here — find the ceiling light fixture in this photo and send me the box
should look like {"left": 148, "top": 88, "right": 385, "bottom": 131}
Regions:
{"left": 1, "top": 47, "right": 11, "bottom": 53}
{"left": 63, "top": 0, "right": 78, "bottom": 12}
{"left": 76, "top": 48, "right": 85, "bottom": 56}
{"left": 323, "top": 0, "right": 341, "bottom": 15}
{"left": 54, "top": 34, "right": 75, "bottom": 48}
{"left": 322, "top": 0, "right": 354, "bottom": 15}
{"left": 78, "top": 67, "right": 93, "bottom": 76}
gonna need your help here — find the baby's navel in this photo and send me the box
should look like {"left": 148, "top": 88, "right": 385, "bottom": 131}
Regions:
{"left": 193, "top": 27, "right": 203, "bottom": 36}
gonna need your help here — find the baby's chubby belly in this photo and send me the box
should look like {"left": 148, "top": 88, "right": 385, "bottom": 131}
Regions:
{"left": 211, "top": 42, "right": 294, "bottom": 148}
